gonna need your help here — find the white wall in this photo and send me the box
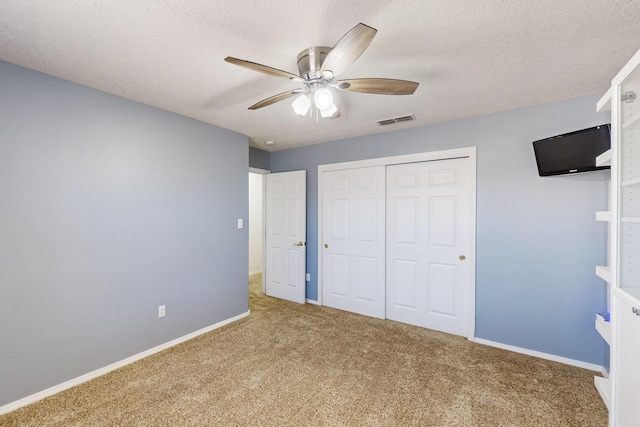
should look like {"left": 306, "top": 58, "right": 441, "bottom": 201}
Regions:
{"left": 248, "top": 173, "right": 263, "bottom": 275}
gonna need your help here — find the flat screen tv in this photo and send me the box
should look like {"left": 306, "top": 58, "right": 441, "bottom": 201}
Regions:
{"left": 533, "top": 124, "right": 611, "bottom": 176}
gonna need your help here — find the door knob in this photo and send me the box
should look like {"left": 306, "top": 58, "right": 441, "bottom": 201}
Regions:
{"left": 459, "top": 255, "right": 466, "bottom": 261}
{"left": 293, "top": 242, "right": 304, "bottom": 247}
{"left": 324, "top": 244, "right": 329, "bottom": 248}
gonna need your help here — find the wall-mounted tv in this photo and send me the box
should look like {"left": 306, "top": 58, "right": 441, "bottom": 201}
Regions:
{"left": 533, "top": 124, "right": 611, "bottom": 176}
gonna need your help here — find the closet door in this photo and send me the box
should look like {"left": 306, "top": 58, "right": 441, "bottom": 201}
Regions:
{"left": 322, "top": 166, "right": 386, "bottom": 318}
{"left": 386, "top": 158, "right": 471, "bottom": 336}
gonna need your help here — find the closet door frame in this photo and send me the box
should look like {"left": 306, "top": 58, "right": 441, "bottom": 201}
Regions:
{"left": 317, "top": 147, "right": 477, "bottom": 340}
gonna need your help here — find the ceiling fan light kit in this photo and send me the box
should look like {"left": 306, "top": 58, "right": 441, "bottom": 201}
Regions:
{"left": 224, "top": 23, "right": 419, "bottom": 120}
{"left": 291, "top": 93, "right": 311, "bottom": 115}
{"left": 313, "top": 87, "right": 333, "bottom": 110}
{"left": 319, "top": 102, "right": 338, "bottom": 118}
{"left": 290, "top": 81, "right": 339, "bottom": 118}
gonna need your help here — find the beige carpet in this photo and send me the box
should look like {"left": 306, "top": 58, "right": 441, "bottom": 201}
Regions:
{"left": 1, "top": 274, "right": 607, "bottom": 426}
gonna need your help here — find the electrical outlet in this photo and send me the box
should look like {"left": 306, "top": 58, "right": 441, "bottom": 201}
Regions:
{"left": 306, "top": 273, "right": 311, "bottom": 282}
{"left": 158, "top": 305, "right": 165, "bottom": 318}
{"left": 237, "top": 218, "right": 243, "bottom": 229}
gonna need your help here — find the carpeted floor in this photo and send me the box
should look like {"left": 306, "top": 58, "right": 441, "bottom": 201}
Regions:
{"left": 1, "top": 274, "right": 607, "bottom": 426}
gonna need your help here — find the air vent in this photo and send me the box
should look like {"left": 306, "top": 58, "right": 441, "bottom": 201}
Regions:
{"left": 376, "top": 114, "right": 415, "bottom": 126}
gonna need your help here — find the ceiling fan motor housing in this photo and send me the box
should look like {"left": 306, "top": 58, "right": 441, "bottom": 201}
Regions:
{"left": 297, "top": 46, "right": 331, "bottom": 80}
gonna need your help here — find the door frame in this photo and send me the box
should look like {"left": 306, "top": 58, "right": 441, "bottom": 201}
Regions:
{"left": 249, "top": 167, "right": 270, "bottom": 294}
{"left": 317, "top": 147, "right": 477, "bottom": 340}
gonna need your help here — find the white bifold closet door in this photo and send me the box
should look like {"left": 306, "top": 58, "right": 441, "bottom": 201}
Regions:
{"left": 321, "top": 166, "right": 386, "bottom": 318}
{"left": 386, "top": 158, "right": 471, "bottom": 336}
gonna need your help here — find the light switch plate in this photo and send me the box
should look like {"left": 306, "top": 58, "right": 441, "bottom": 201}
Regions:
{"left": 306, "top": 273, "right": 311, "bottom": 282}
{"left": 237, "top": 218, "right": 243, "bottom": 229}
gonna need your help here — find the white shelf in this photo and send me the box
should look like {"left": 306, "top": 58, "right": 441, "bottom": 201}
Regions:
{"left": 596, "top": 265, "right": 612, "bottom": 283}
{"left": 596, "top": 149, "right": 612, "bottom": 167}
{"left": 597, "top": 89, "right": 612, "bottom": 112}
{"left": 595, "top": 313, "right": 612, "bottom": 345}
{"left": 621, "top": 177, "right": 640, "bottom": 187}
{"left": 614, "top": 286, "right": 640, "bottom": 307}
{"left": 596, "top": 211, "right": 612, "bottom": 222}
{"left": 621, "top": 217, "right": 640, "bottom": 224}
{"left": 623, "top": 287, "right": 640, "bottom": 301}
{"left": 594, "top": 376, "right": 611, "bottom": 410}
{"left": 622, "top": 111, "right": 640, "bottom": 130}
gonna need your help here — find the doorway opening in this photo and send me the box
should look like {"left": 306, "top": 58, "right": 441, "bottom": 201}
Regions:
{"left": 249, "top": 168, "right": 269, "bottom": 294}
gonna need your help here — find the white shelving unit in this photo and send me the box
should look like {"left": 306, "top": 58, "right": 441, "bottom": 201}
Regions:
{"left": 621, "top": 176, "right": 640, "bottom": 187}
{"left": 594, "top": 90, "right": 613, "bottom": 411}
{"left": 597, "top": 88, "right": 613, "bottom": 113}
{"left": 595, "top": 376, "right": 612, "bottom": 410}
{"left": 597, "top": 47, "right": 640, "bottom": 426}
{"left": 596, "top": 149, "right": 612, "bottom": 167}
{"left": 621, "top": 110, "right": 640, "bottom": 130}
{"left": 595, "top": 265, "right": 612, "bottom": 283}
{"left": 595, "top": 313, "right": 612, "bottom": 345}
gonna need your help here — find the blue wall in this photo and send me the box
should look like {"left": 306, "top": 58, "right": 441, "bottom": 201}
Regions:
{"left": 0, "top": 61, "right": 249, "bottom": 406}
{"left": 249, "top": 147, "right": 270, "bottom": 170}
{"left": 270, "top": 95, "right": 609, "bottom": 365}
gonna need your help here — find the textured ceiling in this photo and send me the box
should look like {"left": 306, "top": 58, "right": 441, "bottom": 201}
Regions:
{"left": 1, "top": 1, "right": 640, "bottom": 151}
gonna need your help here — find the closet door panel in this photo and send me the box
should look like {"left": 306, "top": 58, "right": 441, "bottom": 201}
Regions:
{"left": 386, "top": 158, "right": 471, "bottom": 336}
{"left": 322, "top": 166, "right": 386, "bottom": 318}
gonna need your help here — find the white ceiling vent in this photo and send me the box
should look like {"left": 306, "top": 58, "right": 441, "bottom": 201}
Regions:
{"left": 376, "top": 114, "right": 415, "bottom": 126}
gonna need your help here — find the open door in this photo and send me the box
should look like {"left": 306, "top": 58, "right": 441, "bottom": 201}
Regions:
{"left": 265, "top": 170, "right": 306, "bottom": 303}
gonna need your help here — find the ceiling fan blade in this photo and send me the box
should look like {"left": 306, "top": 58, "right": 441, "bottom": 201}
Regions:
{"left": 248, "top": 89, "right": 304, "bottom": 110}
{"left": 320, "top": 23, "right": 377, "bottom": 77}
{"left": 224, "top": 56, "right": 302, "bottom": 81}
{"left": 335, "top": 78, "right": 419, "bottom": 95}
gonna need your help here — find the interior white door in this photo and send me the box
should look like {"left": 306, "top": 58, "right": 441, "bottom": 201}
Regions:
{"left": 386, "top": 158, "right": 471, "bottom": 336}
{"left": 265, "top": 170, "right": 306, "bottom": 304}
{"left": 322, "top": 166, "right": 385, "bottom": 318}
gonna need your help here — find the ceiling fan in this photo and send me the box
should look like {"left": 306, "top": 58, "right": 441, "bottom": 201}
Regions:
{"left": 224, "top": 23, "right": 419, "bottom": 119}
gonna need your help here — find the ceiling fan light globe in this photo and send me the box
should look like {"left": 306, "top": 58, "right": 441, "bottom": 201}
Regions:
{"left": 292, "top": 94, "right": 311, "bottom": 115}
{"left": 314, "top": 88, "right": 334, "bottom": 110}
{"left": 320, "top": 103, "right": 338, "bottom": 118}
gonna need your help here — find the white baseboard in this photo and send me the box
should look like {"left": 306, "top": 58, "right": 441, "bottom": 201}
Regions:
{"left": 305, "top": 299, "right": 320, "bottom": 305}
{"left": 0, "top": 310, "right": 250, "bottom": 416}
{"left": 473, "top": 338, "right": 606, "bottom": 375}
